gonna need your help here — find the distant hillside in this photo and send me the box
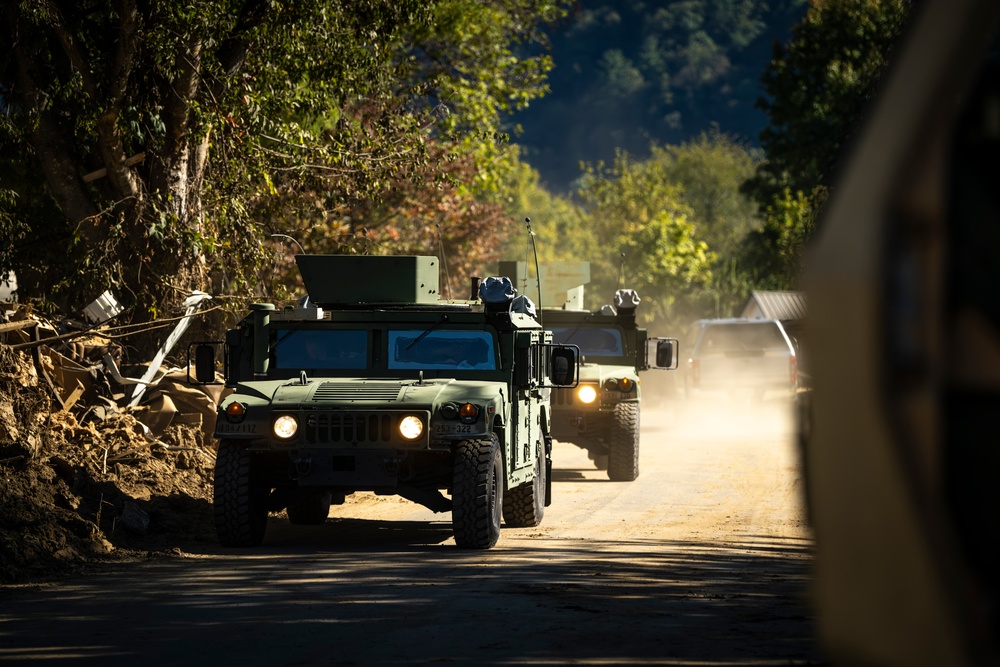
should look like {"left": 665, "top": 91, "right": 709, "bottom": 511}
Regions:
{"left": 508, "top": 0, "right": 808, "bottom": 192}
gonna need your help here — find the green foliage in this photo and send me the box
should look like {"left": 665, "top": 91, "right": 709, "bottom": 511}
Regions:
{"left": 497, "top": 156, "right": 596, "bottom": 266}
{"left": 510, "top": 0, "right": 808, "bottom": 191}
{"left": 405, "top": 0, "right": 567, "bottom": 197}
{"left": 631, "top": 132, "right": 762, "bottom": 259}
{"left": 742, "top": 0, "right": 913, "bottom": 284}
{"left": 572, "top": 150, "right": 717, "bottom": 325}
{"left": 741, "top": 186, "right": 821, "bottom": 290}
{"left": 0, "top": 0, "right": 568, "bottom": 355}
{"left": 599, "top": 49, "right": 646, "bottom": 97}
{"left": 747, "top": 0, "right": 912, "bottom": 203}
{"left": 497, "top": 132, "right": 768, "bottom": 324}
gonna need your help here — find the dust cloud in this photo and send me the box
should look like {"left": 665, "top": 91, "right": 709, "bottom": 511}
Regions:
{"left": 643, "top": 389, "right": 798, "bottom": 442}
{"left": 680, "top": 397, "right": 795, "bottom": 439}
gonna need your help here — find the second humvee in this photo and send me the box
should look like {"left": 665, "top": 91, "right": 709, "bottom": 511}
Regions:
{"left": 499, "top": 261, "right": 678, "bottom": 481}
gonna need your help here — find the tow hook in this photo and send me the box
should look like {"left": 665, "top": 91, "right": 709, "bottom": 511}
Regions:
{"left": 294, "top": 457, "right": 313, "bottom": 476}
{"left": 382, "top": 457, "right": 401, "bottom": 476}
{"left": 570, "top": 416, "right": 585, "bottom": 430}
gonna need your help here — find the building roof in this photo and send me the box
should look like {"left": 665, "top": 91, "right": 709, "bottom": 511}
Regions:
{"left": 741, "top": 290, "right": 807, "bottom": 322}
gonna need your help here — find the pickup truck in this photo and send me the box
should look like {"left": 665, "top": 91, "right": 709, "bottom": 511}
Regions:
{"left": 684, "top": 318, "right": 798, "bottom": 403}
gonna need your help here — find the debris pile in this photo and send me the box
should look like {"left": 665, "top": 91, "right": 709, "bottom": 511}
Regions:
{"left": 0, "top": 299, "right": 223, "bottom": 583}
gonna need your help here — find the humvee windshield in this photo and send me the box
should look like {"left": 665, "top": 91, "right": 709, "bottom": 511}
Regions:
{"left": 275, "top": 329, "right": 368, "bottom": 370}
{"left": 274, "top": 328, "right": 499, "bottom": 372}
{"left": 551, "top": 327, "right": 624, "bottom": 356}
{"left": 389, "top": 330, "right": 497, "bottom": 371}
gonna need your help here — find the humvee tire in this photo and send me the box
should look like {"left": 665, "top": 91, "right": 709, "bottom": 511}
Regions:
{"left": 608, "top": 403, "right": 640, "bottom": 481}
{"left": 503, "top": 442, "right": 546, "bottom": 527}
{"left": 286, "top": 490, "right": 332, "bottom": 525}
{"left": 452, "top": 435, "right": 503, "bottom": 549}
{"left": 214, "top": 440, "right": 268, "bottom": 547}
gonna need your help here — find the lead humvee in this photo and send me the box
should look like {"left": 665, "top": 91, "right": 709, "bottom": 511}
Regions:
{"left": 192, "top": 255, "right": 578, "bottom": 549}
{"left": 498, "top": 261, "right": 678, "bottom": 481}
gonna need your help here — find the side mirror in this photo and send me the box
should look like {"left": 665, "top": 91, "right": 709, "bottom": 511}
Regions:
{"left": 549, "top": 346, "right": 578, "bottom": 386}
{"left": 649, "top": 338, "right": 679, "bottom": 370}
{"left": 656, "top": 340, "right": 674, "bottom": 368}
{"left": 189, "top": 342, "right": 222, "bottom": 384}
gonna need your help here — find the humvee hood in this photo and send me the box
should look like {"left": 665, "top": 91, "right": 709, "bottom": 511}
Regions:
{"left": 257, "top": 377, "right": 505, "bottom": 408}
{"left": 577, "top": 363, "right": 638, "bottom": 382}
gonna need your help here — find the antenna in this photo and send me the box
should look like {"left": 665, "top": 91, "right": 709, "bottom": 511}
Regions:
{"left": 436, "top": 224, "right": 452, "bottom": 300}
{"left": 618, "top": 251, "right": 626, "bottom": 288}
{"left": 271, "top": 233, "right": 306, "bottom": 254}
{"left": 268, "top": 234, "right": 306, "bottom": 300}
{"left": 525, "top": 217, "right": 543, "bottom": 323}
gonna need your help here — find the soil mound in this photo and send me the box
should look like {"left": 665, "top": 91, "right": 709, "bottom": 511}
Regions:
{"left": 0, "top": 345, "right": 217, "bottom": 583}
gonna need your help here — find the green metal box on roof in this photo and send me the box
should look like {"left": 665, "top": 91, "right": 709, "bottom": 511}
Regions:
{"left": 294, "top": 255, "right": 441, "bottom": 305}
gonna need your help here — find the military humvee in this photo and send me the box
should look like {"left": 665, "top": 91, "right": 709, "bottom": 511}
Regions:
{"left": 192, "top": 255, "right": 578, "bottom": 549}
{"left": 498, "top": 261, "right": 678, "bottom": 481}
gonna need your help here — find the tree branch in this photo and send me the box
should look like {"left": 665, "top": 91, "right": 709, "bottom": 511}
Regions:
{"left": 43, "top": 0, "right": 99, "bottom": 98}
{"left": 8, "top": 6, "right": 100, "bottom": 241}
{"left": 47, "top": 0, "right": 141, "bottom": 201}
{"left": 225, "top": 0, "right": 271, "bottom": 72}
{"left": 110, "top": 0, "right": 139, "bottom": 104}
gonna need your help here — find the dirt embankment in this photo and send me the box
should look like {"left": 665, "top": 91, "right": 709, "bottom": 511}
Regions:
{"left": 0, "top": 344, "right": 218, "bottom": 583}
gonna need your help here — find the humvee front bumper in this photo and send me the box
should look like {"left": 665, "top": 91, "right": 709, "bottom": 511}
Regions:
{"left": 286, "top": 448, "right": 449, "bottom": 487}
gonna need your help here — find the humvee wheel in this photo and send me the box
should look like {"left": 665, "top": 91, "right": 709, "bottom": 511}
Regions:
{"left": 502, "top": 441, "right": 546, "bottom": 527}
{"left": 286, "top": 490, "right": 332, "bottom": 525}
{"left": 214, "top": 440, "right": 269, "bottom": 547}
{"left": 608, "top": 403, "right": 640, "bottom": 481}
{"left": 452, "top": 434, "right": 503, "bottom": 549}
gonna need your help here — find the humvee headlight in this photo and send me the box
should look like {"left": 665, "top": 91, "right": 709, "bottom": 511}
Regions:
{"left": 458, "top": 403, "right": 478, "bottom": 422}
{"left": 399, "top": 415, "right": 424, "bottom": 440}
{"left": 273, "top": 414, "right": 299, "bottom": 440}
{"left": 225, "top": 401, "right": 247, "bottom": 422}
{"left": 577, "top": 385, "right": 598, "bottom": 404}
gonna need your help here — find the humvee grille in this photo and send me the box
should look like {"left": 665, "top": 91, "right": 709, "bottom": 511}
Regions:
{"left": 551, "top": 388, "right": 577, "bottom": 406}
{"left": 312, "top": 382, "right": 404, "bottom": 401}
{"left": 303, "top": 411, "right": 427, "bottom": 448}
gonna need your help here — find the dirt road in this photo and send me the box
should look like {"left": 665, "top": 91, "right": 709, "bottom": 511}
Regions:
{"left": 0, "top": 401, "right": 823, "bottom": 666}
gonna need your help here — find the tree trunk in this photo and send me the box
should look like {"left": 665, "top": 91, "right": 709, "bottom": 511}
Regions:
{"left": 150, "top": 37, "right": 203, "bottom": 222}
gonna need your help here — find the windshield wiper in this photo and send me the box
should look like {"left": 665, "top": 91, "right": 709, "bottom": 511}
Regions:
{"left": 561, "top": 328, "right": 582, "bottom": 343}
{"left": 269, "top": 325, "right": 302, "bottom": 354}
{"left": 557, "top": 316, "right": 592, "bottom": 345}
{"left": 405, "top": 315, "right": 449, "bottom": 350}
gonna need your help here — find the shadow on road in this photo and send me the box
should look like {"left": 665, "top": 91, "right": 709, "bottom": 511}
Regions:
{"left": 550, "top": 468, "right": 609, "bottom": 482}
{"left": 0, "top": 527, "right": 823, "bottom": 666}
{"left": 261, "top": 515, "right": 455, "bottom": 550}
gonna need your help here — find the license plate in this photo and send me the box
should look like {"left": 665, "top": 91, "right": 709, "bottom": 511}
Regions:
{"left": 433, "top": 423, "right": 474, "bottom": 435}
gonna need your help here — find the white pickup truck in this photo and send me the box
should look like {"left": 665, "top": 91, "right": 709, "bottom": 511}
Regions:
{"left": 684, "top": 318, "right": 799, "bottom": 402}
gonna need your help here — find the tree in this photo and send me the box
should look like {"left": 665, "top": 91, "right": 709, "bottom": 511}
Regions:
{"left": 574, "top": 150, "right": 716, "bottom": 326}
{"left": 496, "top": 156, "right": 597, "bottom": 267}
{"left": 637, "top": 132, "right": 762, "bottom": 260}
{"left": 494, "top": 133, "right": 766, "bottom": 323}
{"left": 642, "top": 132, "right": 767, "bottom": 318}
{"left": 742, "top": 0, "right": 914, "bottom": 285}
{"left": 0, "top": 0, "right": 567, "bottom": 354}
{"left": 508, "top": 0, "right": 809, "bottom": 191}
